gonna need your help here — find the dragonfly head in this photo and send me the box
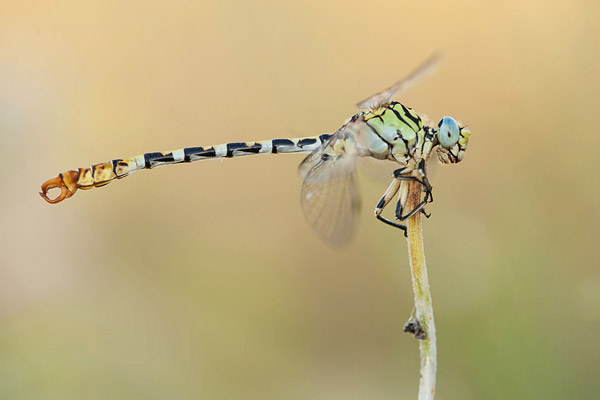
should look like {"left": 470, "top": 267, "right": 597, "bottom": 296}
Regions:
{"left": 435, "top": 116, "right": 470, "bottom": 164}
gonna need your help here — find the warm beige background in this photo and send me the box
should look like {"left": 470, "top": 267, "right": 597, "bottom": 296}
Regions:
{"left": 2, "top": 1, "right": 599, "bottom": 399}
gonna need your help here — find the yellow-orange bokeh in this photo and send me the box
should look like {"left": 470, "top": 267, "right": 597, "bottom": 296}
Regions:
{"left": 1, "top": 1, "right": 599, "bottom": 399}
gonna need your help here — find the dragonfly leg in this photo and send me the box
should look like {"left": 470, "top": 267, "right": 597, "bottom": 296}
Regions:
{"left": 393, "top": 167, "right": 433, "bottom": 201}
{"left": 376, "top": 215, "right": 407, "bottom": 236}
{"left": 419, "top": 159, "right": 434, "bottom": 204}
{"left": 396, "top": 196, "right": 429, "bottom": 221}
{"left": 393, "top": 165, "right": 433, "bottom": 221}
{"left": 374, "top": 179, "right": 407, "bottom": 236}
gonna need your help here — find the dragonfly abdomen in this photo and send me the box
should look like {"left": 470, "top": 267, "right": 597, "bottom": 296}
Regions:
{"left": 143, "top": 135, "right": 331, "bottom": 167}
{"left": 40, "top": 134, "right": 332, "bottom": 204}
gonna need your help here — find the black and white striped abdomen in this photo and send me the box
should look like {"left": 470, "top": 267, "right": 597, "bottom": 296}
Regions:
{"left": 139, "top": 134, "right": 331, "bottom": 169}
{"left": 39, "top": 134, "right": 334, "bottom": 203}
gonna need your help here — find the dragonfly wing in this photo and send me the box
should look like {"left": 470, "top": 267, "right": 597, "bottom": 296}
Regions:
{"left": 356, "top": 53, "right": 442, "bottom": 110}
{"left": 299, "top": 136, "right": 360, "bottom": 246}
{"left": 358, "top": 156, "right": 402, "bottom": 184}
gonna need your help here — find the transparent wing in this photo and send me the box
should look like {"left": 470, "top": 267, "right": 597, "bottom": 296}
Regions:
{"left": 298, "top": 135, "right": 360, "bottom": 247}
{"left": 356, "top": 53, "right": 442, "bottom": 110}
{"left": 358, "top": 156, "right": 402, "bottom": 184}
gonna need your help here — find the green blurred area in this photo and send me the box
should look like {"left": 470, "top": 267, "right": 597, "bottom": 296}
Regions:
{"left": 1, "top": 0, "right": 599, "bottom": 399}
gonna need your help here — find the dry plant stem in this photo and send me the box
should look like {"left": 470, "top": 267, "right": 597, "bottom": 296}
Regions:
{"left": 406, "top": 180, "right": 437, "bottom": 400}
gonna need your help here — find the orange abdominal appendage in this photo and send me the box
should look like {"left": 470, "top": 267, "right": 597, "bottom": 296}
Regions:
{"left": 39, "top": 171, "right": 80, "bottom": 204}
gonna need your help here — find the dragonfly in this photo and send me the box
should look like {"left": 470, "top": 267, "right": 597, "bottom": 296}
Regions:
{"left": 40, "top": 56, "right": 470, "bottom": 246}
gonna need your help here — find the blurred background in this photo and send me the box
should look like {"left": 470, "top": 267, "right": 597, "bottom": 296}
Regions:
{"left": 1, "top": 0, "right": 599, "bottom": 399}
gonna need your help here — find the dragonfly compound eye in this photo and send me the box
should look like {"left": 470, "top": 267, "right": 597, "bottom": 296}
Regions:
{"left": 435, "top": 117, "right": 470, "bottom": 164}
{"left": 437, "top": 117, "right": 460, "bottom": 149}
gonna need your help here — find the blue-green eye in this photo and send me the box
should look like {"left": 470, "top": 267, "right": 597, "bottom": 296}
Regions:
{"left": 437, "top": 117, "right": 460, "bottom": 148}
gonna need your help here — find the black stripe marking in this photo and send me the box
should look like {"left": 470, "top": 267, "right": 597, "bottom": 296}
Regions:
{"left": 184, "top": 147, "right": 217, "bottom": 161}
{"left": 144, "top": 152, "right": 176, "bottom": 168}
{"left": 297, "top": 138, "right": 317, "bottom": 147}
{"left": 390, "top": 107, "right": 413, "bottom": 129}
{"left": 365, "top": 121, "right": 393, "bottom": 150}
{"left": 225, "top": 142, "right": 262, "bottom": 157}
{"left": 184, "top": 147, "right": 203, "bottom": 161}
{"left": 424, "top": 127, "right": 435, "bottom": 142}
{"left": 111, "top": 159, "right": 123, "bottom": 174}
{"left": 396, "top": 130, "right": 411, "bottom": 151}
{"left": 399, "top": 103, "right": 421, "bottom": 127}
{"left": 319, "top": 134, "right": 332, "bottom": 143}
{"left": 271, "top": 138, "right": 295, "bottom": 153}
{"left": 144, "top": 153, "right": 156, "bottom": 168}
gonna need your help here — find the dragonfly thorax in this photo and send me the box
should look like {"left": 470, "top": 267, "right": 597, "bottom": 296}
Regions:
{"left": 354, "top": 102, "right": 428, "bottom": 164}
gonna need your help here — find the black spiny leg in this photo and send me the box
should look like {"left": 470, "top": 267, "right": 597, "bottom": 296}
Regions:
{"left": 393, "top": 171, "right": 433, "bottom": 201}
{"left": 418, "top": 159, "right": 433, "bottom": 204}
{"left": 393, "top": 163, "right": 434, "bottom": 222}
{"left": 419, "top": 172, "right": 432, "bottom": 218}
{"left": 376, "top": 215, "right": 407, "bottom": 236}
{"left": 395, "top": 195, "right": 429, "bottom": 222}
{"left": 374, "top": 179, "right": 407, "bottom": 236}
